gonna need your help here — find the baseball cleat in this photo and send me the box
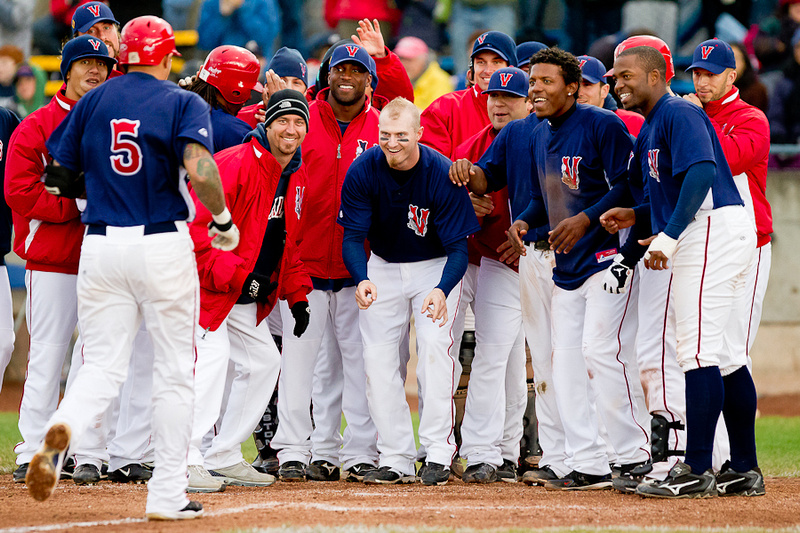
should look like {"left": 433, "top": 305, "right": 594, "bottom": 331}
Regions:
{"left": 60, "top": 456, "right": 76, "bottom": 480}
{"left": 612, "top": 461, "right": 653, "bottom": 493}
{"left": 209, "top": 460, "right": 276, "bottom": 487}
{"left": 146, "top": 501, "right": 204, "bottom": 521}
{"left": 187, "top": 465, "right": 226, "bottom": 493}
{"left": 108, "top": 463, "right": 153, "bottom": 484}
{"left": 72, "top": 464, "right": 101, "bottom": 485}
{"left": 420, "top": 462, "right": 450, "bottom": 486}
{"left": 278, "top": 461, "right": 307, "bottom": 482}
{"left": 363, "top": 466, "right": 416, "bottom": 485}
{"left": 496, "top": 459, "right": 519, "bottom": 483}
{"left": 462, "top": 463, "right": 498, "bottom": 484}
{"left": 521, "top": 465, "right": 559, "bottom": 486}
{"left": 343, "top": 463, "right": 378, "bottom": 482}
{"left": 13, "top": 463, "right": 28, "bottom": 484}
{"left": 26, "top": 422, "right": 71, "bottom": 501}
{"left": 307, "top": 460, "right": 340, "bottom": 481}
{"left": 636, "top": 462, "right": 717, "bottom": 499}
{"left": 715, "top": 461, "right": 765, "bottom": 497}
{"left": 544, "top": 470, "right": 612, "bottom": 491}
{"left": 252, "top": 455, "right": 279, "bottom": 476}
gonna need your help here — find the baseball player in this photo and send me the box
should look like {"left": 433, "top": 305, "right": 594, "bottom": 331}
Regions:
{"left": 449, "top": 67, "right": 531, "bottom": 483}
{"left": 516, "top": 41, "right": 548, "bottom": 70}
{"left": 576, "top": 55, "right": 644, "bottom": 137}
{"left": 5, "top": 35, "right": 116, "bottom": 485}
{"left": 71, "top": 2, "right": 122, "bottom": 73}
{"left": 269, "top": 43, "right": 380, "bottom": 483}
{"left": 26, "top": 16, "right": 238, "bottom": 521}
{"left": 0, "top": 106, "right": 20, "bottom": 395}
{"left": 610, "top": 45, "right": 761, "bottom": 498}
{"left": 339, "top": 97, "right": 480, "bottom": 485}
{"left": 187, "top": 89, "right": 312, "bottom": 492}
{"left": 504, "top": 48, "right": 650, "bottom": 490}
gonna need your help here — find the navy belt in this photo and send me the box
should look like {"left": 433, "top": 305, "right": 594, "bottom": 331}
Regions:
{"left": 87, "top": 221, "right": 178, "bottom": 236}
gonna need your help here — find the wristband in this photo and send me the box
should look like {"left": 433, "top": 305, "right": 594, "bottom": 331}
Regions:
{"left": 644, "top": 232, "right": 678, "bottom": 261}
{"left": 211, "top": 207, "right": 232, "bottom": 230}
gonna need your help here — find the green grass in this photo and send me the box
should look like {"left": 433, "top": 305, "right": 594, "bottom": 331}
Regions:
{"left": 0, "top": 412, "right": 797, "bottom": 477}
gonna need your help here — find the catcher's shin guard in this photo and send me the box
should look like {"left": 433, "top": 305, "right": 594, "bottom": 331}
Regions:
{"left": 651, "top": 413, "right": 685, "bottom": 463}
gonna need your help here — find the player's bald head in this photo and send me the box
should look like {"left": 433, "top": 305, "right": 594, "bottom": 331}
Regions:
{"left": 617, "top": 46, "right": 667, "bottom": 81}
{"left": 380, "top": 97, "right": 420, "bottom": 131}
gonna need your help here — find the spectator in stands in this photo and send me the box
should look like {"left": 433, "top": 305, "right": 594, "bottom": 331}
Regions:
{"left": 395, "top": 0, "right": 445, "bottom": 53}
{"left": 448, "top": 0, "right": 517, "bottom": 76}
{"left": 767, "top": 28, "right": 800, "bottom": 167}
{"left": 163, "top": 0, "right": 196, "bottom": 30}
{"left": 324, "top": 0, "right": 400, "bottom": 45}
{"left": 32, "top": 0, "right": 92, "bottom": 55}
{"left": 197, "top": 0, "right": 279, "bottom": 58}
{"left": 276, "top": 0, "right": 307, "bottom": 57}
{"left": 0, "top": 45, "right": 22, "bottom": 109}
{"left": 0, "top": 0, "right": 34, "bottom": 58}
{"left": 731, "top": 41, "right": 769, "bottom": 114}
{"left": 394, "top": 36, "right": 453, "bottom": 111}
{"left": 11, "top": 64, "right": 46, "bottom": 118}
{"left": 754, "top": 0, "right": 800, "bottom": 78}
{"left": 107, "top": 0, "right": 163, "bottom": 25}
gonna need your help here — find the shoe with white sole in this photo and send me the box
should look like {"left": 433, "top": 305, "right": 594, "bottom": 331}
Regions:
{"left": 209, "top": 460, "right": 276, "bottom": 487}
{"left": 187, "top": 465, "right": 226, "bottom": 493}
{"left": 26, "top": 423, "right": 71, "bottom": 501}
{"left": 146, "top": 501, "right": 203, "bottom": 520}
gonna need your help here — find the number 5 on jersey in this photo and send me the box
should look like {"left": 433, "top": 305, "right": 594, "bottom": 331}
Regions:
{"left": 110, "top": 119, "right": 143, "bottom": 176}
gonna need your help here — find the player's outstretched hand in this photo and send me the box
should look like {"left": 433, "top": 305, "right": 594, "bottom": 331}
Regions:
{"left": 356, "top": 280, "right": 378, "bottom": 309}
{"left": 549, "top": 212, "right": 590, "bottom": 254}
{"left": 177, "top": 75, "right": 196, "bottom": 89}
{"left": 290, "top": 301, "right": 310, "bottom": 337}
{"left": 353, "top": 19, "right": 386, "bottom": 58}
{"left": 262, "top": 70, "right": 288, "bottom": 107}
{"left": 450, "top": 159, "right": 475, "bottom": 187}
{"left": 421, "top": 288, "right": 447, "bottom": 327}
{"left": 496, "top": 240, "right": 521, "bottom": 266}
{"left": 507, "top": 220, "right": 529, "bottom": 256}
{"left": 469, "top": 192, "right": 493, "bottom": 217}
{"left": 208, "top": 208, "right": 240, "bottom": 251}
{"left": 602, "top": 254, "right": 633, "bottom": 294}
{"left": 641, "top": 232, "right": 676, "bottom": 270}
{"left": 599, "top": 207, "right": 635, "bottom": 234}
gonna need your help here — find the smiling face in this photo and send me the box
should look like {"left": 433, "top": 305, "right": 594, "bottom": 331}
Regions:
{"left": 528, "top": 62, "right": 577, "bottom": 119}
{"left": 472, "top": 51, "right": 509, "bottom": 92}
{"left": 379, "top": 109, "right": 422, "bottom": 171}
{"left": 487, "top": 92, "right": 530, "bottom": 129}
{"left": 65, "top": 57, "right": 109, "bottom": 100}
{"left": 612, "top": 54, "right": 651, "bottom": 112}
{"left": 576, "top": 79, "right": 609, "bottom": 108}
{"left": 692, "top": 67, "right": 735, "bottom": 104}
{"left": 328, "top": 61, "right": 370, "bottom": 107}
{"left": 80, "top": 21, "right": 120, "bottom": 59}
{"left": 266, "top": 113, "right": 307, "bottom": 158}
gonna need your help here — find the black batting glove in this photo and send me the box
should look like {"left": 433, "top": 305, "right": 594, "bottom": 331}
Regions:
{"left": 44, "top": 164, "right": 85, "bottom": 199}
{"left": 242, "top": 273, "right": 278, "bottom": 303}
{"left": 290, "top": 301, "right": 310, "bottom": 337}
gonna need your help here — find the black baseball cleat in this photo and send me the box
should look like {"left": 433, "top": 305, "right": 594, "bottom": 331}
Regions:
{"left": 26, "top": 423, "right": 71, "bottom": 502}
{"left": 307, "top": 460, "right": 340, "bottom": 481}
{"left": 462, "top": 463, "right": 498, "bottom": 484}
{"left": 544, "top": 470, "right": 612, "bottom": 491}
{"left": 109, "top": 463, "right": 153, "bottom": 484}
{"left": 521, "top": 465, "right": 559, "bottom": 486}
{"left": 278, "top": 461, "right": 307, "bottom": 482}
{"left": 715, "top": 461, "right": 765, "bottom": 497}
{"left": 420, "top": 462, "right": 450, "bottom": 486}
{"left": 60, "top": 456, "right": 76, "bottom": 480}
{"left": 496, "top": 459, "right": 518, "bottom": 483}
{"left": 363, "top": 466, "right": 416, "bottom": 485}
{"left": 252, "top": 455, "right": 279, "bottom": 475}
{"left": 73, "top": 464, "right": 101, "bottom": 485}
{"left": 343, "top": 463, "right": 378, "bottom": 482}
{"left": 636, "top": 462, "right": 717, "bottom": 499}
{"left": 612, "top": 461, "right": 653, "bottom": 493}
{"left": 13, "top": 463, "right": 28, "bottom": 484}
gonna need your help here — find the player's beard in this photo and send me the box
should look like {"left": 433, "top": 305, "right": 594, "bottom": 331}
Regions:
{"left": 330, "top": 85, "right": 365, "bottom": 107}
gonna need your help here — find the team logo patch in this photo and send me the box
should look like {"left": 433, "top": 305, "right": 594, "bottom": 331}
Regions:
{"left": 300, "top": 63, "right": 306, "bottom": 77}
{"left": 345, "top": 45, "right": 359, "bottom": 57}
{"left": 700, "top": 46, "right": 714, "bottom": 60}
{"left": 295, "top": 186, "right": 304, "bottom": 219}
{"left": 560, "top": 156, "right": 582, "bottom": 190}
{"left": 355, "top": 139, "right": 369, "bottom": 158}
{"left": 407, "top": 204, "right": 430, "bottom": 237}
{"left": 87, "top": 4, "right": 101, "bottom": 17}
{"left": 596, "top": 248, "right": 617, "bottom": 263}
{"left": 627, "top": 150, "right": 635, "bottom": 171}
{"left": 477, "top": 33, "right": 488, "bottom": 45}
{"left": 498, "top": 73, "right": 513, "bottom": 87}
{"left": 88, "top": 38, "right": 102, "bottom": 51}
{"left": 279, "top": 101, "right": 291, "bottom": 109}
{"left": 647, "top": 149, "right": 660, "bottom": 182}
{"left": 269, "top": 196, "right": 285, "bottom": 219}
{"left": 198, "top": 128, "right": 208, "bottom": 138}
{"left": 578, "top": 59, "right": 587, "bottom": 68}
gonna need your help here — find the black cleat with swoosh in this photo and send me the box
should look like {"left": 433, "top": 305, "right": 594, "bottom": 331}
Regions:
{"left": 636, "top": 462, "right": 717, "bottom": 499}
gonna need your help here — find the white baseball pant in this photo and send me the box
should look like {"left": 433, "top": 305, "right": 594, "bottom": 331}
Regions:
{"left": 360, "top": 254, "right": 461, "bottom": 475}
{"left": 48, "top": 223, "right": 197, "bottom": 515}
{"left": 0, "top": 266, "right": 14, "bottom": 395}
{"left": 272, "top": 287, "right": 365, "bottom": 466}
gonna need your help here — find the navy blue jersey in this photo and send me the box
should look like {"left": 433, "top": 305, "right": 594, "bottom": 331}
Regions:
{"left": 478, "top": 113, "right": 549, "bottom": 242}
{"left": 211, "top": 108, "right": 251, "bottom": 153}
{"left": 48, "top": 72, "right": 213, "bottom": 227}
{"left": 338, "top": 144, "right": 480, "bottom": 263}
{"left": 634, "top": 94, "right": 742, "bottom": 234}
{"left": 0, "top": 107, "right": 21, "bottom": 259}
{"left": 526, "top": 104, "right": 633, "bottom": 290}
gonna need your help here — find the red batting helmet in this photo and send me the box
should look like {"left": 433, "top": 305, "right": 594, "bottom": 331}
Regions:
{"left": 198, "top": 45, "right": 264, "bottom": 105}
{"left": 607, "top": 35, "right": 675, "bottom": 82}
{"left": 118, "top": 15, "right": 181, "bottom": 66}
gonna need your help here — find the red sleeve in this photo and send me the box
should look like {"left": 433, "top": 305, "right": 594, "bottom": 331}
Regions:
{"left": 420, "top": 96, "right": 454, "bottom": 158}
{"left": 324, "top": 0, "right": 338, "bottom": 28}
{"left": 4, "top": 121, "right": 81, "bottom": 224}
{"left": 279, "top": 169, "right": 312, "bottom": 305}
{"left": 710, "top": 109, "right": 770, "bottom": 177}
{"left": 236, "top": 103, "right": 263, "bottom": 130}
{"left": 373, "top": 49, "right": 414, "bottom": 103}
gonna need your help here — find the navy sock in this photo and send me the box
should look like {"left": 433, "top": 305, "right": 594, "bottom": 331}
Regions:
{"left": 722, "top": 366, "right": 759, "bottom": 472}
{"left": 683, "top": 366, "right": 723, "bottom": 474}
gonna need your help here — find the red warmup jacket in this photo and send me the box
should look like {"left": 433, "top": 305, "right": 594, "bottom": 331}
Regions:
{"left": 421, "top": 87, "right": 490, "bottom": 159}
{"left": 4, "top": 90, "right": 83, "bottom": 275}
{"left": 704, "top": 87, "right": 772, "bottom": 247}
{"left": 238, "top": 47, "right": 413, "bottom": 128}
{"left": 299, "top": 89, "right": 380, "bottom": 280}
{"left": 323, "top": 0, "right": 401, "bottom": 29}
{"left": 616, "top": 109, "right": 644, "bottom": 137}
{"left": 454, "top": 124, "right": 518, "bottom": 273}
{"left": 190, "top": 136, "right": 312, "bottom": 332}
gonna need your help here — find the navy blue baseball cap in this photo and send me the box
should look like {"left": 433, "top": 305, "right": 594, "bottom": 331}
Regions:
{"left": 483, "top": 67, "right": 529, "bottom": 97}
{"left": 72, "top": 2, "right": 119, "bottom": 35}
{"left": 268, "top": 47, "right": 308, "bottom": 87}
{"left": 577, "top": 55, "right": 607, "bottom": 84}
{"left": 329, "top": 43, "right": 372, "bottom": 72}
{"left": 60, "top": 35, "right": 116, "bottom": 80}
{"left": 516, "top": 41, "right": 548, "bottom": 68}
{"left": 687, "top": 38, "right": 736, "bottom": 74}
{"left": 471, "top": 31, "right": 517, "bottom": 67}
{"left": 367, "top": 54, "right": 379, "bottom": 91}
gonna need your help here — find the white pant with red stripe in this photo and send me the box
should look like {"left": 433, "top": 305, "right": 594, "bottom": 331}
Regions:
{"left": 0, "top": 266, "right": 14, "bottom": 395}
{"left": 550, "top": 269, "right": 650, "bottom": 475}
{"left": 360, "top": 254, "right": 461, "bottom": 475}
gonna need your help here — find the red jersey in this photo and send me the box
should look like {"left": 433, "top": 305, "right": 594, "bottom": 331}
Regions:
{"left": 616, "top": 109, "right": 644, "bottom": 137}
{"left": 421, "top": 87, "right": 490, "bottom": 159}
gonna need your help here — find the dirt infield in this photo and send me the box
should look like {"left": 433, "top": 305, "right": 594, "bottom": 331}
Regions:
{"left": 1, "top": 476, "right": 800, "bottom": 532}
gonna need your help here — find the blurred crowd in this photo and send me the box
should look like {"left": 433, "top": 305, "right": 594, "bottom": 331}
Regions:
{"left": 1, "top": 0, "right": 800, "bottom": 161}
